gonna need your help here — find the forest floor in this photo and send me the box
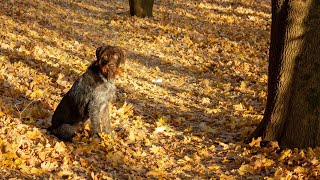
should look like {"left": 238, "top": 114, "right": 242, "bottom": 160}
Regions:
{"left": 0, "top": 0, "right": 319, "bottom": 179}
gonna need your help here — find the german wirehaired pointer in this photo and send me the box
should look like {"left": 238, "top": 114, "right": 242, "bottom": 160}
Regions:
{"left": 48, "top": 45, "right": 125, "bottom": 141}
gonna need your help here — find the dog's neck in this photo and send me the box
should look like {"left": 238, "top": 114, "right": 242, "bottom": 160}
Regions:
{"left": 89, "top": 62, "right": 115, "bottom": 82}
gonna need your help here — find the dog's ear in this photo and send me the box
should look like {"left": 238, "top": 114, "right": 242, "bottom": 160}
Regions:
{"left": 120, "top": 48, "right": 126, "bottom": 64}
{"left": 96, "top": 46, "right": 103, "bottom": 60}
{"left": 115, "top": 47, "right": 126, "bottom": 65}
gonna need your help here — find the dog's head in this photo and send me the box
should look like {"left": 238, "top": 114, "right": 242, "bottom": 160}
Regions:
{"left": 95, "top": 46, "right": 126, "bottom": 80}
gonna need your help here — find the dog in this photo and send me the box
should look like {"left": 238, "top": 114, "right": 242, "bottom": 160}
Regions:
{"left": 48, "top": 45, "right": 125, "bottom": 141}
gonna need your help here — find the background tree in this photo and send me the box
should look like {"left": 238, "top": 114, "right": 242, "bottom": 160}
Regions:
{"left": 250, "top": 0, "right": 320, "bottom": 148}
{"left": 129, "top": 0, "right": 154, "bottom": 18}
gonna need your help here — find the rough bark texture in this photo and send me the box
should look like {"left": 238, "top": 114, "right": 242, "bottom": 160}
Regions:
{"left": 250, "top": 0, "right": 320, "bottom": 148}
{"left": 129, "top": 0, "right": 154, "bottom": 18}
{"left": 281, "top": 1, "right": 320, "bottom": 148}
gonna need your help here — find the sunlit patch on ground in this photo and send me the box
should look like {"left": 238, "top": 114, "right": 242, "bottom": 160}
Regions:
{"left": 1, "top": 0, "right": 318, "bottom": 179}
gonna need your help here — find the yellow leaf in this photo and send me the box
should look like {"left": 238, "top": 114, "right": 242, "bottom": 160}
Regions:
{"left": 38, "top": 151, "right": 47, "bottom": 161}
{"left": 80, "top": 158, "right": 90, "bottom": 167}
{"left": 14, "top": 158, "right": 24, "bottom": 165}
{"left": 146, "top": 170, "right": 167, "bottom": 177}
{"left": 30, "top": 167, "right": 43, "bottom": 174}
{"left": 0, "top": 110, "right": 4, "bottom": 117}
{"left": 294, "top": 166, "right": 306, "bottom": 173}
{"left": 249, "top": 137, "right": 262, "bottom": 147}
{"left": 41, "top": 161, "right": 59, "bottom": 171}
{"left": 233, "top": 103, "right": 245, "bottom": 111}
{"left": 155, "top": 66, "right": 161, "bottom": 72}
{"left": 226, "top": 17, "right": 234, "bottom": 23}
{"left": 220, "top": 174, "right": 235, "bottom": 180}
{"left": 201, "top": 97, "right": 210, "bottom": 105}
{"left": 19, "top": 164, "right": 30, "bottom": 174}
{"left": 107, "top": 152, "right": 123, "bottom": 166}
{"left": 299, "top": 150, "right": 305, "bottom": 158}
{"left": 184, "top": 126, "right": 193, "bottom": 133}
{"left": 58, "top": 169, "right": 73, "bottom": 177}
{"left": 205, "top": 108, "right": 221, "bottom": 114}
{"left": 3, "top": 152, "right": 18, "bottom": 159}
{"left": 239, "top": 81, "right": 247, "bottom": 90}
{"left": 238, "top": 164, "right": 254, "bottom": 175}
{"left": 27, "top": 130, "right": 41, "bottom": 140}
{"left": 278, "top": 149, "right": 292, "bottom": 161}
{"left": 150, "top": 145, "right": 161, "bottom": 154}
{"left": 30, "top": 90, "right": 43, "bottom": 99}
{"left": 156, "top": 117, "right": 168, "bottom": 127}
{"left": 128, "top": 131, "right": 135, "bottom": 141}
{"left": 54, "top": 142, "right": 67, "bottom": 154}
{"left": 144, "top": 138, "right": 152, "bottom": 146}
{"left": 263, "top": 158, "right": 275, "bottom": 167}
{"left": 208, "top": 164, "right": 221, "bottom": 171}
{"left": 184, "top": 156, "right": 191, "bottom": 161}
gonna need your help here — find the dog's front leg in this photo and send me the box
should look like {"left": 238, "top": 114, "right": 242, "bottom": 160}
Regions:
{"left": 101, "top": 102, "right": 112, "bottom": 133}
{"left": 88, "top": 102, "right": 102, "bottom": 137}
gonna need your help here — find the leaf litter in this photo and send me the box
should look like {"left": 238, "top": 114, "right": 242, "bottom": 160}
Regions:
{"left": 0, "top": 0, "right": 319, "bottom": 179}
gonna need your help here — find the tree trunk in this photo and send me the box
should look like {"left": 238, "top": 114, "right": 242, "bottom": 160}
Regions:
{"left": 250, "top": 0, "right": 320, "bottom": 148}
{"left": 129, "top": 0, "right": 154, "bottom": 18}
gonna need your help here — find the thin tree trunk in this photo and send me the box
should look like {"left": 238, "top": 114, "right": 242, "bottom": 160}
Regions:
{"left": 250, "top": 0, "right": 320, "bottom": 148}
{"left": 129, "top": 0, "right": 154, "bottom": 18}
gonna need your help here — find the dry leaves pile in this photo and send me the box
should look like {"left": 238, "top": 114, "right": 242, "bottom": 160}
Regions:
{"left": 0, "top": 0, "right": 319, "bottom": 179}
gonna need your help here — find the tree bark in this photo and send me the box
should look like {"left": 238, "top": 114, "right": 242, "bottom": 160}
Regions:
{"left": 129, "top": 0, "right": 154, "bottom": 18}
{"left": 250, "top": 0, "right": 320, "bottom": 148}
